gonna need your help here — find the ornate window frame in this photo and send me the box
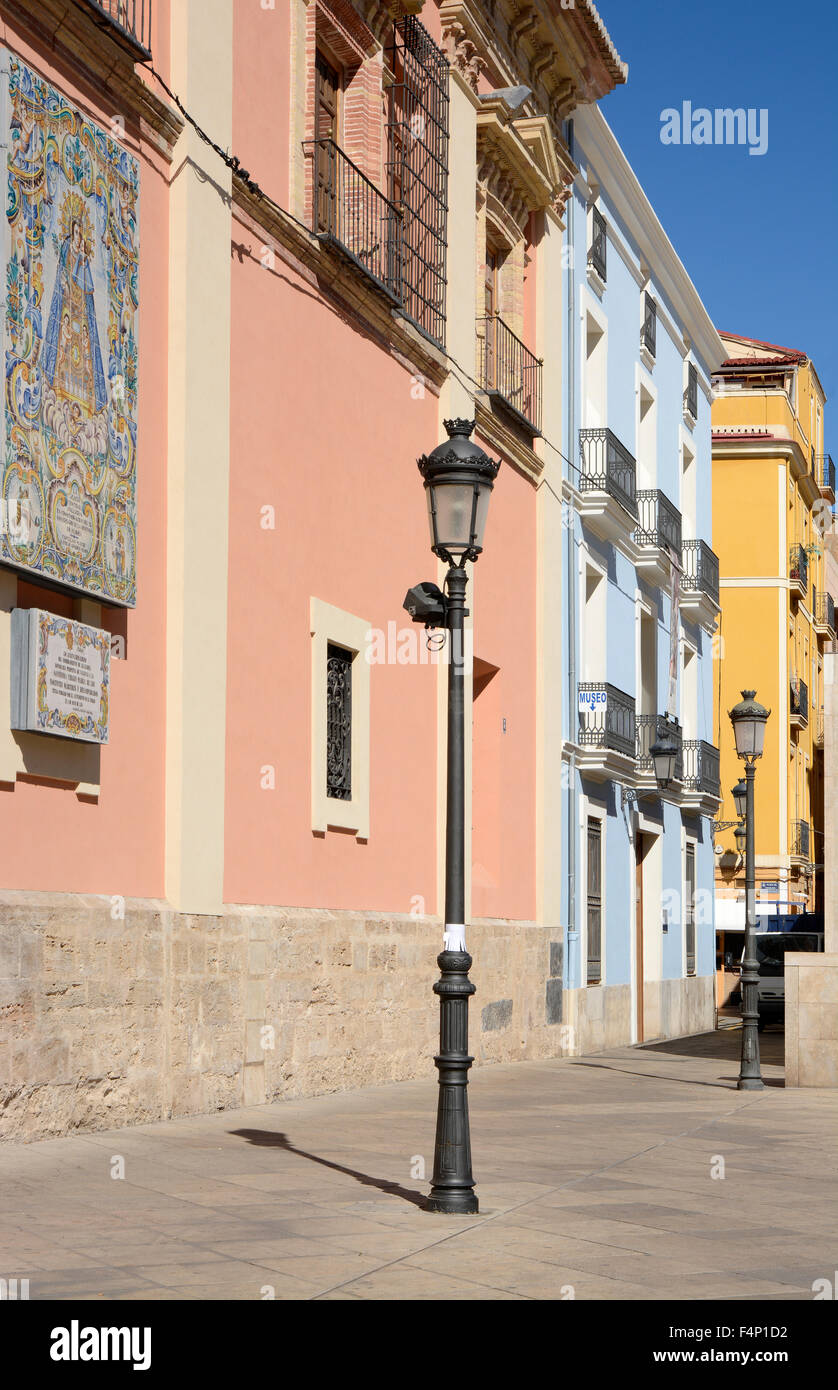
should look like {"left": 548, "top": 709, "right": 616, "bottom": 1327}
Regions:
{"left": 310, "top": 597, "right": 370, "bottom": 838}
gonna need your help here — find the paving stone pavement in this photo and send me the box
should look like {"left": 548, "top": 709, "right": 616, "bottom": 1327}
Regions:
{"left": 1, "top": 1027, "right": 835, "bottom": 1301}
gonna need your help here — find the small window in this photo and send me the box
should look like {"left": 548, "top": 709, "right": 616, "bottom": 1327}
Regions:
{"left": 685, "top": 363, "right": 698, "bottom": 420}
{"left": 685, "top": 842, "right": 696, "bottom": 976}
{"left": 326, "top": 643, "right": 352, "bottom": 801}
{"left": 642, "top": 293, "right": 656, "bottom": 359}
{"left": 589, "top": 207, "right": 607, "bottom": 282}
{"left": 587, "top": 817, "right": 602, "bottom": 985}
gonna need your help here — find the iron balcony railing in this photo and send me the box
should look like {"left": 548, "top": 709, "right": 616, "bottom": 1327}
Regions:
{"left": 681, "top": 539, "right": 720, "bottom": 603}
{"left": 589, "top": 207, "right": 607, "bottom": 281}
{"left": 682, "top": 740, "right": 721, "bottom": 797}
{"left": 634, "top": 489, "right": 682, "bottom": 560}
{"left": 791, "top": 820, "right": 810, "bottom": 861}
{"left": 789, "top": 543, "right": 808, "bottom": 594}
{"left": 477, "top": 314, "right": 542, "bottom": 432}
{"left": 83, "top": 0, "right": 152, "bottom": 55}
{"left": 816, "top": 453, "right": 836, "bottom": 495}
{"left": 790, "top": 676, "right": 809, "bottom": 723}
{"left": 578, "top": 683, "right": 636, "bottom": 758}
{"left": 579, "top": 428, "right": 638, "bottom": 519}
{"left": 815, "top": 709, "right": 825, "bottom": 747}
{"left": 815, "top": 588, "right": 836, "bottom": 634}
{"left": 305, "top": 138, "right": 402, "bottom": 304}
{"left": 636, "top": 714, "right": 683, "bottom": 782}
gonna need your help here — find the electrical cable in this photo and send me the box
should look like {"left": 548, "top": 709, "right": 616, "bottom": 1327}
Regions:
{"left": 139, "top": 58, "right": 583, "bottom": 481}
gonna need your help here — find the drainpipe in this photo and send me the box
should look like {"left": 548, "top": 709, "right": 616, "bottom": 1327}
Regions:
{"left": 565, "top": 118, "right": 579, "bottom": 999}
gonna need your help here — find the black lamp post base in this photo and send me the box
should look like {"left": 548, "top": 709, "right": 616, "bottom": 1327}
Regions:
{"left": 737, "top": 1077, "right": 765, "bottom": 1091}
{"left": 426, "top": 950, "right": 478, "bottom": 1216}
{"left": 425, "top": 1189, "right": 479, "bottom": 1215}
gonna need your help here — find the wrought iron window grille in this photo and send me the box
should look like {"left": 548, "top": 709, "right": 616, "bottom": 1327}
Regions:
{"left": 326, "top": 643, "right": 353, "bottom": 801}
{"left": 386, "top": 15, "right": 450, "bottom": 346}
{"left": 684, "top": 363, "right": 698, "bottom": 419}
{"left": 589, "top": 207, "right": 607, "bottom": 282}
{"left": 641, "top": 293, "right": 656, "bottom": 358}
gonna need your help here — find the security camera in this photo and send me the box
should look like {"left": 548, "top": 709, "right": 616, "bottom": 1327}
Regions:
{"left": 404, "top": 582, "right": 447, "bottom": 628}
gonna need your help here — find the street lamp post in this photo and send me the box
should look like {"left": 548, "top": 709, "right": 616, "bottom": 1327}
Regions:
{"left": 728, "top": 689, "right": 771, "bottom": 1091}
{"left": 413, "top": 419, "right": 500, "bottom": 1215}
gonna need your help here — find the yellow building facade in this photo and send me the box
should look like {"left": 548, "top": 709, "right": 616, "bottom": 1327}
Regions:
{"left": 713, "top": 333, "right": 832, "bottom": 929}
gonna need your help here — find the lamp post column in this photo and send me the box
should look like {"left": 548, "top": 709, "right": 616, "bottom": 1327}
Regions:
{"left": 426, "top": 563, "right": 478, "bottom": 1214}
{"left": 739, "top": 759, "right": 764, "bottom": 1090}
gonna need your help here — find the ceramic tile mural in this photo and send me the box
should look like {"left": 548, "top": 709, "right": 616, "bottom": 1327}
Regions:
{"left": 1, "top": 52, "right": 139, "bottom": 605}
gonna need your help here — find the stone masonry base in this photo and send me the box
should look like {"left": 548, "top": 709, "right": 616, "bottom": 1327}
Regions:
{"left": 1, "top": 892, "right": 713, "bottom": 1141}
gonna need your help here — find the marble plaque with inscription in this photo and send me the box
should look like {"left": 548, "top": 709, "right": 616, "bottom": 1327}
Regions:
{"left": 11, "top": 607, "right": 109, "bottom": 743}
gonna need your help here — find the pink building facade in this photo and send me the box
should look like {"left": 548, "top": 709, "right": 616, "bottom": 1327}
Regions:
{"left": 0, "top": 0, "right": 624, "bottom": 1139}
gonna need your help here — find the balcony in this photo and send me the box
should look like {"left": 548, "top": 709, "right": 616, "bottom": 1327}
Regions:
{"left": 681, "top": 739, "right": 721, "bottom": 812}
{"left": 577, "top": 682, "right": 636, "bottom": 782}
{"left": 634, "top": 489, "right": 682, "bottom": 583}
{"left": 790, "top": 676, "right": 809, "bottom": 728}
{"left": 680, "top": 539, "right": 720, "bottom": 629}
{"left": 814, "top": 588, "right": 836, "bottom": 639}
{"left": 578, "top": 428, "right": 638, "bottom": 545}
{"left": 789, "top": 543, "right": 808, "bottom": 599}
{"left": 791, "top": 819, "right": 811, "bottom": 864}
{"left": 814, "top": 708, "right": 825, "bottom": 748}
{"left": 305, "top": 139, "right": 402, "bottom": 306}
{"left": 816, "top": 453, "right": 835, "bottom": 503}
{"left": 635, "top": 714, "right": 683, "bottom": 791}
{"left": 477, "top": 314, "right": 542, "bottom": 434}
{"left": 82, "top": 0, "right": 152, "bottom": 57}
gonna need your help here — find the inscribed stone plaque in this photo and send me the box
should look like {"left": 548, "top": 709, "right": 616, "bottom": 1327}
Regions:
{"left": 0, "top": 52, "right": 139, "bottom": 604}
{"left": 11, "top": 607, "right": 110, "bottom": 743}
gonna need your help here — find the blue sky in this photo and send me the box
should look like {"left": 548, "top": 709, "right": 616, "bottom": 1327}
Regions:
{"left": 597, "top": 0, "right": 838, "bottom": 419}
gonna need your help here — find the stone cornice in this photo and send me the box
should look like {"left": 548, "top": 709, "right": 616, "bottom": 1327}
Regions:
{"left": 0, "top": 0, "right": 183, "bottom": 156}
{"left": 477, "top": 100, "right": 577, "bottom": 225}
{"left": 233, "top": 176, "right": 449, "bottom": 391}
{"left": 440, "top": 0, "right": 624, "bottom": 138}
{"left": 475, "top": 398, "right": 542, "bottom": 482}
{"left": 355, "top": 0, "right": 428, "bottom": 44}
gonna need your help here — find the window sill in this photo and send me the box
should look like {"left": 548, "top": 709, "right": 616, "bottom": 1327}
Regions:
{"left": 587, "top": 264, "right": 606, "bottom": 297}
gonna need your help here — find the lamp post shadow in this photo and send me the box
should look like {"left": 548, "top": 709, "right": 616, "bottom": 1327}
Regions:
{"left": 228, "top": 1129, "right": 427, "bottom": 1209}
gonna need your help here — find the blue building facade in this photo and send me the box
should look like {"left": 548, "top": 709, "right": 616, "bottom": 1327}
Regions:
{"left": 559, "top": 106, "right": 726, "bottom": 1050}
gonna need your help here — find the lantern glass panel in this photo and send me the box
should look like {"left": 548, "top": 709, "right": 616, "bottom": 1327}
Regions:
{"left": 652, "top": 742, "right": 677, "bottom": 786}
{"left": 427, "top": 480, "right": 492, "bottom": 555}
{"left": 731, "top": 715, "right": 766, "bottom": 758}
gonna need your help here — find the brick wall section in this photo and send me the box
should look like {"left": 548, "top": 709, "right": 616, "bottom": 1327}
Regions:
{"left": 0, "top": 891, "right": 564, "bottom": 1142}
{"left": 303, "top": 1, "right": 388, "bottom": 230}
